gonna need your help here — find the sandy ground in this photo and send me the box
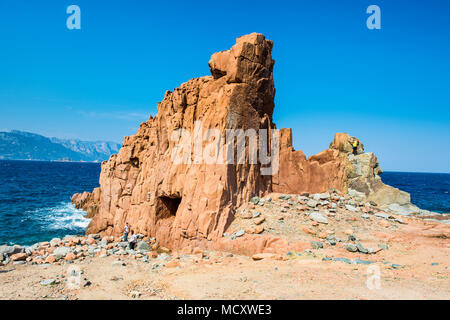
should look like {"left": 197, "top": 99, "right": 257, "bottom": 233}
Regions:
{"left": 1, "top": 231, "right": 448, "bottom": 300}
{"left": 1, "top": 193, "right": 449, "bottom": 300}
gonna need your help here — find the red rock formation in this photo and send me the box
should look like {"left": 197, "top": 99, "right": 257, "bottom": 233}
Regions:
{"left": 80, "top": 33, "right": 276, "bottom": 249}
{"left": 272, "top": 128, "right": 350, "bottom": 194}
{"left": 72, "top": 33, "right": 412, "bottom": 252}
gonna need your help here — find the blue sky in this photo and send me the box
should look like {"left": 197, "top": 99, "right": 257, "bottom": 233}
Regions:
{"left": 0, "top": 0, "right": 449, "bottom": 172}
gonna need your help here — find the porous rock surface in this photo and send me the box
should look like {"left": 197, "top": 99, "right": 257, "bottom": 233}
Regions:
{"left": 72, "top": 33, "right": 416, "bottom": 253}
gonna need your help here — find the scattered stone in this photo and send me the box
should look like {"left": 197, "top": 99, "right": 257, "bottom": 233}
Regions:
{"left": 355, "top": 242, "right": 368, "bottom": 254}
{"left": 345, "top": 204, "right": 359, "bottom": 212}
{"left": 297, "top": 196, "right": 309, "bottom": 202}
{"left": 65, "top": 252, "right": 77, "bottom": 261}
{"left": 309, "top": 212, "right": 328, "bottom": 224}
{"left": 232, "top": 229, "right": 245, "bottom": 239}
{"left": 0, "top": 245, "right": 22, "bottom": 257}
{"left": 375, "top": 212, "right": 390, "bottom": 219}
{"left": 333, "top": 257, "right": 352, "bottom": 264}
{"left": 40, "top": 279, "right": 57, "bottom": 286}
{"left": 159, "top": 247, "right": 171, "bottom": 254}
{"left": 313, "top": 193, "right": 330, "bottom": 201}
{"left": 346, "top": 244, "right": 358, "bottom": 252}
{"left": 45, "top": 255, "right": 56, "bottom": 264}
{"left": 240, "top": 211, "right": 253, "bottom": 219}
{"left": 301, "top": 227, "right": 316, "bottom": 235}
{"left": 328, "top": 239, "right": 336, "bottom": 246}
{"left": 307, "top": 199, "right": 318, "bottom": 208}
{"left": 53, "top": 247, "right": 71, "bottom": 260}
{"left": 252, "top": 253, "right": 277, "bottom": 261}
{"left": 112, "top": 261, "right": 126, "bottom": 266}
{"left": 250, "top": 197, "right": 260, "bottom": 205}
{"left": 10, "top": 253, "right": 27, "bottom": 261}
{"left": 311, "top": 241, "right": 324, "bottom": 249}
{"left": 254, "top": 225, "right": 264, "bottom": 234}
{"left": 353, "top": 259, "right": 375, "bottom": 265}
{"left": 395, "top": 217, "right": 405, "bottom": 224}
{"left": 254, "top": 217, "right": 265, "bottom": 225}
{"left": 136, "top": 241, "right": 151, "bottom": 252}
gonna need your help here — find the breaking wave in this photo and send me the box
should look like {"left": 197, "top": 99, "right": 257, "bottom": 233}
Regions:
{"left": 31, "top": 202, "right": 91, "bottom": 232}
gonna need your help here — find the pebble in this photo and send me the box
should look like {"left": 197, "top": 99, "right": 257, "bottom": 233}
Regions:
{"left": 345, "top": 205, "right": 359, "bottom": 212}
{"left": 309, "top": 212, "right": 328, "bottom": 224}
{"left": 375, "top": 212, "right": 390, "bottom": 219}
{"left": 353, "top": 259, "right": 375, "bottom": 265}
{"left": 252, "top": 211, "right": 261, "bottom": 218}
{"left": 232, "top": 229, "right": 245, "bottom": 239}
{"left": 333, "top": 257, "right": 352, "bottom": 264}
{"left": 40, "top": 279, "right": 57, "bottom": 286}
{"left": 307, "top": 199, "right": 318, "bottom": 208}
{"left": 311, "top": 241, "right": 324, "bottom": 249}
{"left": 250, "top": 197, "right": 260, "bottom": 205}
{"left": 355, "top": 242, "right": 369, "bottom": 254}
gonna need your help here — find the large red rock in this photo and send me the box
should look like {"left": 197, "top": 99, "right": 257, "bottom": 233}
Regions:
{"left": 72, "top": 33, "right": 414, "bottom": 254}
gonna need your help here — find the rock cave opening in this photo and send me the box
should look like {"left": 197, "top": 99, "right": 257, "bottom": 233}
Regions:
{"left": 158, "top": 196, "right": 182, "bottom": 218}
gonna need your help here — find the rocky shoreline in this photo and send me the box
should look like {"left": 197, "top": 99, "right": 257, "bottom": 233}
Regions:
{"left": 1, "top": 33, "right": 448, "bottom": 300}
{"left": 1, "top": 190, "right": 448, "bottom": 299}
{"left": 2, "top": 189, "right": 448, "bottom": 268}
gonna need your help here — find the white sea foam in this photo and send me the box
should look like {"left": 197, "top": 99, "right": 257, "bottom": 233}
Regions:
{"left": 32, "top": 202, "right": 91, "bottom": 231}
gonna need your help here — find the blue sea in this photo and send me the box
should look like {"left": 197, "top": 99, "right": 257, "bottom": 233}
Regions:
{"left": 0, "top": 160, "right": 449, "bottom": 246}
{"left": 0, "top": 160, "right": 101, "bottom": 246}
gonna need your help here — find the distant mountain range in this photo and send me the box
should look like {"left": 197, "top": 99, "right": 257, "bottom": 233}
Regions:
{"left": 0, "top": 130, "right": 121, "bottom": 162}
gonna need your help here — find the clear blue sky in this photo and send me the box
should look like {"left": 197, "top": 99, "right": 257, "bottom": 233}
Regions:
{"left": 0, "top": 0, "right": 449, "bottom": 172}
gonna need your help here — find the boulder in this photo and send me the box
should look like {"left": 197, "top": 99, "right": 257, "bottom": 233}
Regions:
{"left": 0, "top": 245, "right": 23, "bottom": 257}
{"left": 136, "top": 241, "right": 151, "bottom": 252}
{"left": 10, "top": 253, "right": 27, "bottom": 261}
{"left": 309, "top": 212, "right": 328, "bottom": 224}
{"left": 53, "top": 247, "right": 71, "bottom": 260}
